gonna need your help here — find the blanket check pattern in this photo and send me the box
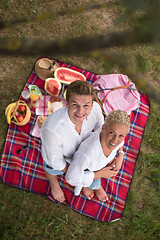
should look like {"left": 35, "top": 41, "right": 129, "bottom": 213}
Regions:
{"left": 0, "top": 59, "right": 150, "bottom": 222}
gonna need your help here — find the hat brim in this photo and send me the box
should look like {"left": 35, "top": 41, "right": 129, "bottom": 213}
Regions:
{"left": 35, "top": 58, "right": 59, "bottom": 80}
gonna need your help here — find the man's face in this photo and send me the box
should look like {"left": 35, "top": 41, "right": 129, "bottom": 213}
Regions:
{"left": 100, "top": 122, "right": 128, "bottom": 150}
{"left": 66, "top": 94, "right": 93, "bottom": 125}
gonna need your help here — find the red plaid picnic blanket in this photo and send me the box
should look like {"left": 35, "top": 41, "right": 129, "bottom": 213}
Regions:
{"left": 0, "top": 58, "right": 150, "bottom": 222}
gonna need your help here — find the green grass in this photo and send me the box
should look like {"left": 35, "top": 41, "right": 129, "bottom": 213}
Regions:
{"left": 0, "top": 1, "right": 160, "bottom": 239}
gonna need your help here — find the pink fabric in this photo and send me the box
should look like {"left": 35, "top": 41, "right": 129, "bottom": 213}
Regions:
{"left": 93, "top": 74, "right": 140, "bottom": 115}
{"left": 30, "top": 116, "right": 41, "bottom": 138}
{"left": 36, "top": 95, "right": 51, "bottom": 116}
{"left": 30, "top": 95, "right": 51, "bottom": 138}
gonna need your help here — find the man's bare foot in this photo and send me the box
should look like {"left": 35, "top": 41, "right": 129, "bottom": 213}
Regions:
{"left": 95, "top": 186, "right": 108, "bottom": 202}
{"left": 82, "top": 187, "right": 94, "bottom": 200}
{"left": 45, "top": 171, "right": 65, "bottom": 203}
{"left": 51, "top": 182, "right": 65, "bottom": 203}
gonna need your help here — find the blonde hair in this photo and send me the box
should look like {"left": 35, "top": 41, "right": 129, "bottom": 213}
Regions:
{"left": 66, "top": 80, "right": 95, "bottom": 102}
{"left": 104, "top": 110, "right": 130, "bottom": 132}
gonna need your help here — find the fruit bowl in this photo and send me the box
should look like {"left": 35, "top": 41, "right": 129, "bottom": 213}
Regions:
{"left": 5, "top": 100, "right": 31, "bottom": 126}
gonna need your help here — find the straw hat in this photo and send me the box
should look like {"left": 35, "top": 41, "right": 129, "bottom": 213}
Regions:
{"left": 35, "top": 58, "right": 60, "bottom": 80}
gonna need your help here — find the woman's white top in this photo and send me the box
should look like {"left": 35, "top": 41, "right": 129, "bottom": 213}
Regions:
{"left": 65, "top": 130, "right": 124, "bottom": 188}
{"left": 40, "top": 101, "right": 104, "bottom": 170}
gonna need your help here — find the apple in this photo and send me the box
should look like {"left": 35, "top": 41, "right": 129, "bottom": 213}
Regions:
{"left": 15, "top": 111, "right": 19, "bottom": 117}
{"left": 17, "top": 115, "right": 24, "bottom": 122}
{"left": 19, "top": 105, "right": 26, "bottom": 112}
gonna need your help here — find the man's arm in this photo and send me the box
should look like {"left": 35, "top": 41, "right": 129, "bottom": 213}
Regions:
{"left": 41, "top": 128, "right": 67, "bottom": 170}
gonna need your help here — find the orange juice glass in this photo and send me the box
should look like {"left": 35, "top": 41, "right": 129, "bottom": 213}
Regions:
{"left": 29, "top": 93, "right": 40, "bottom": 101}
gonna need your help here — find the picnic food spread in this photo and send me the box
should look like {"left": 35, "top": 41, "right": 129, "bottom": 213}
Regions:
{"left": 4, "top": 58, "right": 87, "bottom": 128}
{"left": 4, "top": 57, "right": 140, "bottom": 131}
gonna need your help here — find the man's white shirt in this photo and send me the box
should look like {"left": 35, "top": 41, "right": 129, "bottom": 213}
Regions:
{"left": 40, "top": 101, "right": 104, "bottom": 170}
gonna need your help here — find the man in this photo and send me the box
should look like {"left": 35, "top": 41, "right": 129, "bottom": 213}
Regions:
{"left": 40, "top": 80, "right": 104, "bottom": 202}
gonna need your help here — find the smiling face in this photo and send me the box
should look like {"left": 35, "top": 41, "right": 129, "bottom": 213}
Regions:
{"left": 66, "top": 93, "right": 93, "bottom": 125}
{"left": 100, "top": 122, "right": 129, "bottom": 151}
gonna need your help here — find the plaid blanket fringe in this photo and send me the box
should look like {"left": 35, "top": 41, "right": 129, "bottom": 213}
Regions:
{"left": 0, "top": 58, "right": 150, "bottom": 222}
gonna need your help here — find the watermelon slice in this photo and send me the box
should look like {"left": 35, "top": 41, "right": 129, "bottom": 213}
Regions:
{"left": 45, "top": 78, "right": 62, "bottom": 96}
{"left": 55, "top": 67, "right": 86, "bottom": 84}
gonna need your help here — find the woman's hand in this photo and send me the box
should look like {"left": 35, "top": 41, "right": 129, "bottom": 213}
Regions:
{"left": 110, "top": 151, "right": 124, "bottom": 172}
{"left": 111, "top": 160, "right": 122, "bottom": 172}
{"left": 94, "top": 166, "right": 118, "bottom": 180}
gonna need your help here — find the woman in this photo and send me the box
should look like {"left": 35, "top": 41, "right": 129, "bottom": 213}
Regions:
{"left": 66, "top": 110, "right": 130, "bottom": 202}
